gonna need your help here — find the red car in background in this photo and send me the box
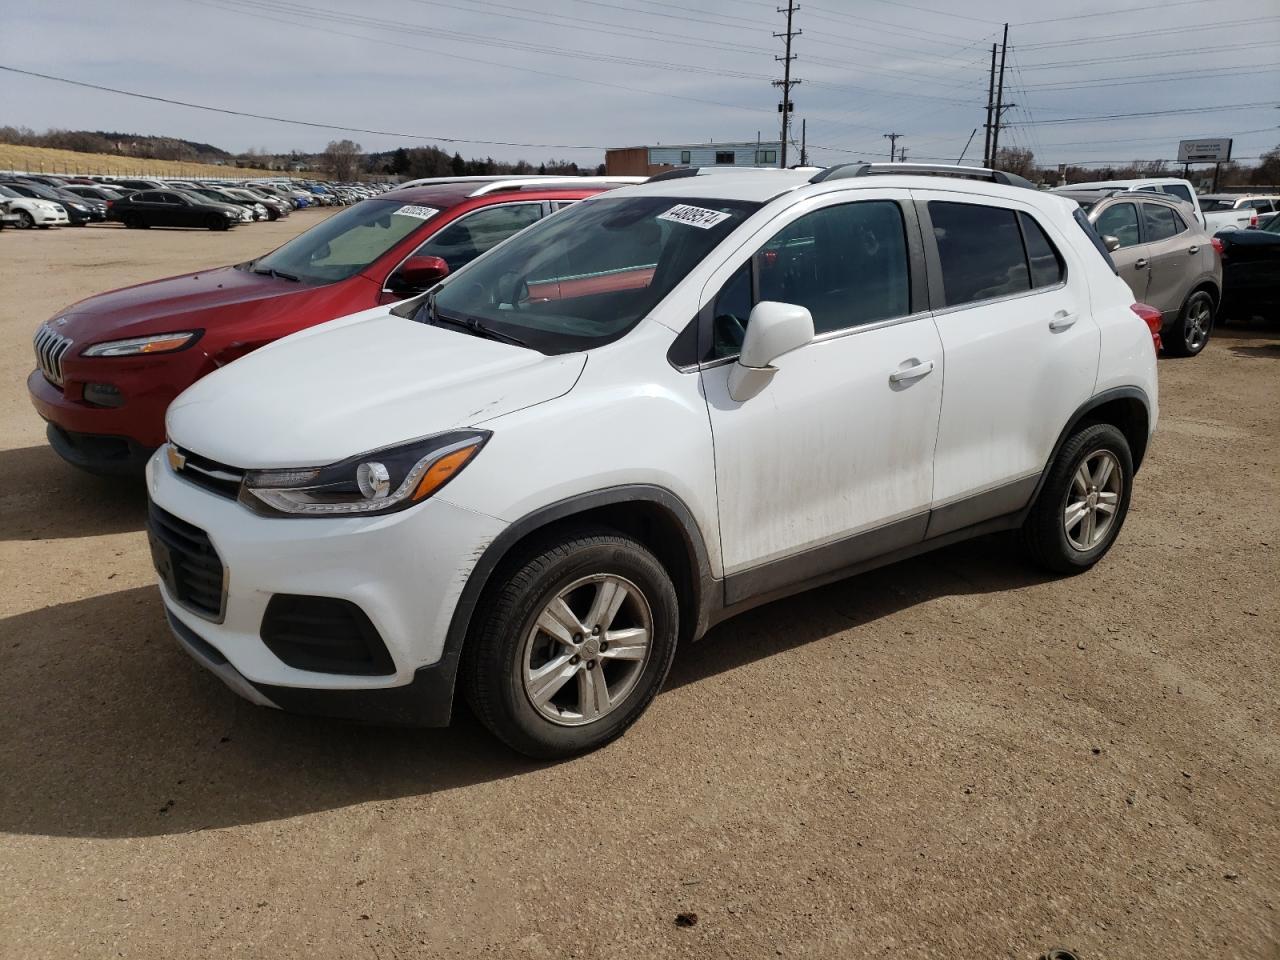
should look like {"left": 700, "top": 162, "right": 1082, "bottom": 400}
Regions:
{"left": 28, "top": 177, "right": 636, "bottom": 474}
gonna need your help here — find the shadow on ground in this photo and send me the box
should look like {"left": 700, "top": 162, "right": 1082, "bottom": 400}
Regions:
{"left": 0, "top": 534, "right": 1045, "bottom": 840}
{"left": 0, "top": 445, "right": 146, "bottom": 541}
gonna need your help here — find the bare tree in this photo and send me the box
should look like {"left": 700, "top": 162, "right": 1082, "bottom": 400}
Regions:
{"left": 321, "top": 139, "right": 363, "bottom": 180}
{"left": 993, "top": 146, "right": 1035, "bottom": 179}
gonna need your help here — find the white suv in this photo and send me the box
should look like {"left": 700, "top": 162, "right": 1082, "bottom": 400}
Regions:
{"left": 146, "top": 163, "right": 1159, "bottom": 758}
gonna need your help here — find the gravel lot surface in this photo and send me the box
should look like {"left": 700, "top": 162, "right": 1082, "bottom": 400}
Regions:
{"left": 1, "top": 212, "right": 1277, "bottom": 959}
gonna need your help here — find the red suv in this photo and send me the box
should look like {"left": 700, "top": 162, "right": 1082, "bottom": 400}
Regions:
{"left": 29, "top": 177, "right": 632, "bottom": 474}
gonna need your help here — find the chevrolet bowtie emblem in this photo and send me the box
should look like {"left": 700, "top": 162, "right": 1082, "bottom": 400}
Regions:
{"left": 166, "top": 445, "right": 187, "bottom": 472}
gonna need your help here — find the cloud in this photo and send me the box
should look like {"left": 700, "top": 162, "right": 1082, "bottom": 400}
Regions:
{"left": 2, "top": 0, "right": 1276, "bottom": 167}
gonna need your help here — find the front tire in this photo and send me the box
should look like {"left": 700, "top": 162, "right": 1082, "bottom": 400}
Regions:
{"left": 1165, "top": 289, "right": 1214, "bottom": 357}
{"left": 1022, "top": 423, "right": 1134, "bottom": 574}
{"left": 463, "top": 529, "right": 679, "bottom": 759}
{"left": 16, "top": 211, "right": 35, "bottom": 229}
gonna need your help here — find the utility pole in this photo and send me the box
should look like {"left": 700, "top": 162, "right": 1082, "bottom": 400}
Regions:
{"left": 884, "top": 132, "right": 902, "bottom": 163}
{"left": 800, "top": 118, "right": 808, "bottom": 166}
{"left": 773, "top": 0, "right": 801, "bottom": 169}
{"left": 990, "top": 22, "right": 1010, "bottom": 165}
{"left": 982, "top": 42, "right": 997, "bottom": 167}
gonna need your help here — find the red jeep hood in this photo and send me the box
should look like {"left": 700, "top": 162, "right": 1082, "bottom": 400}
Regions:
{"left": 51, "top": 265, "right": 339, "bottom": 340}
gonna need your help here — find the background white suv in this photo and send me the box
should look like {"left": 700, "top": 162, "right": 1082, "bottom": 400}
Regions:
{"left": 147, "top": 164, "right": 1159, "bottom": 758}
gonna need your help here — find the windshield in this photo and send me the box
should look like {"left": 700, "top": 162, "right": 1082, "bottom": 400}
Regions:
{"left": 1265, "top": 215, "right": 1280, "bottom": 234}
{"left": 0, "top": 185, "right": 19, "bottom": 198}
{"left": 427, "top": 194, "right": 760, "bottom": 355}
{"left": 252, "top": 198, "right": 437, "bottom": 283}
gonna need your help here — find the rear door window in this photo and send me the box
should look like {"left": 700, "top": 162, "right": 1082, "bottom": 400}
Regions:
{"left": 1094, "top": 202, "right": 1141, "bottom": 248}
{"left": 1162, "top": 183, "right": 1195, "bottom": 205}
{"left": 928, "top": 201, "right": 1029, "bottom": 306}
{"left": 1142, "top": 203, "right": 1180, "bottom": 242}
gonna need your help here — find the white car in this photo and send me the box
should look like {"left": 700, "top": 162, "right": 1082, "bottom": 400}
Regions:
{"left": 1054, "top": 177, "right": 1204, "bottom": 228}
{"left": 0, "top": 184, "right": 69, "bottom": 228}
{"left": 147, "top": 163, "right": 1159, "bottom": 758}
{"left": 1199, "top": 194, "right": 1279, "bottom": 233}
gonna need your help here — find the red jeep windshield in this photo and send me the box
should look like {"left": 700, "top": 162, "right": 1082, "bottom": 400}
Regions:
{"left": 250, "top": 199, "right": 439, "bottom": 283}
{"left": 425, "top": 195, "right": 760, "bottom": 354}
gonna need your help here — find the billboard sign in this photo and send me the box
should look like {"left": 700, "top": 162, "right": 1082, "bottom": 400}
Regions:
{"left": 1178, "top": 138, "right": 1232, "bottom": 163}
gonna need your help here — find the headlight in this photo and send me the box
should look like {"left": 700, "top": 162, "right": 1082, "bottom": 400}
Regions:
{"left": 82, "top": 331, "right": 201, "bottom": 357}
{"left": 239, "top": 430, "right": 490, "bottom": 517}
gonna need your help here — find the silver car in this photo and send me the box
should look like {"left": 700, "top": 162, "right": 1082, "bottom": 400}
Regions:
{"left": 1063, "top": 189, "right": 1223, "bottom": 357}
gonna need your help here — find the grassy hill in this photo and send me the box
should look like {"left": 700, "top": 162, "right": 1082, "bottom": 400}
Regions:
{"left": 0, "top": 143, "right": 305, "bottom": 180}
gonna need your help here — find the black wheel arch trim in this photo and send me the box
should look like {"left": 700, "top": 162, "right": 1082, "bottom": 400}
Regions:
{"left": 433, "top": 484, "right": 718, "bottom": 723}
{"left": 1026, "top": 386, "right": 1152, "bottom": 512}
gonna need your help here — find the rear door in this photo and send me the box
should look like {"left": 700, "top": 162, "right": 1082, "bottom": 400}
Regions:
{"left": 1140, "top": 201, "right": 1191, "bottom": 316}
{"left": 1092, "top": 199, "right": 1149, "bottom": 302}
{"left": 919, "top": 193, "right": 1099, "bottom": 533}
{"left": 132, "top": 191, "right": 166, "bottom": 226}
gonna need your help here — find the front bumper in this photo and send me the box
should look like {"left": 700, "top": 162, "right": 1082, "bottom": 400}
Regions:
{"left": 28, "top": 345, "right": 216, "bottom": 459}
{"left": 146, "top": 449, "right": 507, "bottom": 722}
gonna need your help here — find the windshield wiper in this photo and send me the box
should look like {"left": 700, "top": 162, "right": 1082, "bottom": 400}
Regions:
{"left": 251, "top": 265, "right": 300, "bottom": 282}
{"left": 432, "top": 309, "right": 529, "bottom": 348}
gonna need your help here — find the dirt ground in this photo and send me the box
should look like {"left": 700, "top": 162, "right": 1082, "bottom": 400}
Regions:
{"left": 1, "top": 212, "right": 1277, "bottom": 960}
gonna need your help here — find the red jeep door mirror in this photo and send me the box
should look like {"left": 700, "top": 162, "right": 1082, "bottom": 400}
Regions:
{"left": 396, "top": 255, "right": 450, "bottom": 290}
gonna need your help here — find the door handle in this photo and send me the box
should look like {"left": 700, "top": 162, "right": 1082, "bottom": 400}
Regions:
{"left": 889, "top": 359, "right": 934, "bottom": 383}
{"left": 1049, "top": 310, "right": 1078, "bottom": 331}
{"left": 1134, "top": 257, "right": 1148, "bottom": 269}
{"left": 1188, "top": 245, "right": 1199, "bottom": 254}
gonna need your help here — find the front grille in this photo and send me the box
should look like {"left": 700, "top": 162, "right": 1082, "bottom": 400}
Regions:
{"left": 174, "top": 446, "right": 245, "bottom": 500}
{"left": 260, "top": 595, "right": 395, "bottom": 675}
{"left": 148, "top": 502, "right": 227, "bottom": 621}
{"left": 33, "top": 323, "right": 74, "bottom": 387}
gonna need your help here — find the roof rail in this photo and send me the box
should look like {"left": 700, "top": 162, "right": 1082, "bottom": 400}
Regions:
{"left": 810, "top": 162, "right": 1035, "bottom": 189}
{"left": 646, "top": 166, "right": 803, "bottom": 183}
{"left": 467, "top": 176, "right": 643, "bottom": 197}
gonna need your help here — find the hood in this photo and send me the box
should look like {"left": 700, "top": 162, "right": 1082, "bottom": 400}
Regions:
{"left": 50, "top": 266, "right": 330, "bottom": 341}
{"left": 166, "top": 313, "right": 585, "bottom": 468}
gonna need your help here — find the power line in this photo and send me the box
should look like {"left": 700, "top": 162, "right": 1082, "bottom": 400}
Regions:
{"left": 1018, "top": 0, "right": 1232, "bottom": 26}
{"left": 1016, "top": 15, "right": 1279, "bottom": 49}
{"left": 0, "top": 64, "right": 615, "bottom": 150}
{"left": 183, "top": 0, "right": 775, "bottom": 116}
{"left": 1006, "top": 102, "right": 1280, "bottom": 125}
{"left": 1019, "top": 39, "right": 1280, "bottom": 70}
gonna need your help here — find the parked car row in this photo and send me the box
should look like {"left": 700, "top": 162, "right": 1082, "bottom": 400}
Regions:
{"left": 31, "top": 164, "right": 1164, "bottom": 758}
{"left": 0, "top": 171, "right": 399, "bottom": 232}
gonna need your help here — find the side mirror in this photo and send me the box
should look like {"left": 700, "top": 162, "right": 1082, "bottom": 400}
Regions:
{"left": 395, "top": 255, "right": 450, "bottom": 290}
{"left": 1102, "top": 234, "right": 1121, "bottom": 252}
{"left": 727, "top": 301, "right": 814, "bottom": 403}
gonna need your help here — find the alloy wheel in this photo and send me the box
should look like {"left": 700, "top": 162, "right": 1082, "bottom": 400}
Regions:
{"left": 521, "top": 574, "right": 653, "bottom": 726}
{"left": 1184, "top": 300, "right": 1212, "bottom": 352}
{"left": 1064, "top": 449, "right": 1124, "bottom": 551}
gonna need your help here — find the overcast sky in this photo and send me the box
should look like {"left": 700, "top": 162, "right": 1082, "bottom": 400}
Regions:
{"left": 2, "top": 0, "right": 1278, "bottom": 169}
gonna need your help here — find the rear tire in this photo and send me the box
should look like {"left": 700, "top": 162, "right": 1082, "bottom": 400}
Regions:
{"left": 1022, "top": 423, "right": 1134, "bottom": 575}
{"left": 1165, "top": 289, "right": 1214, "bottom": 357}
{"left": 463, "top": 528, "right": 679, "bottom": 759}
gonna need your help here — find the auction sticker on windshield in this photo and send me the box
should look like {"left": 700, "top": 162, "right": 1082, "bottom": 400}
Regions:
{"left": 657, "top": 204, "right": 733, "bottom": 229}
{"left": 393, "top": 205, "right": 439, "bottom": 220}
